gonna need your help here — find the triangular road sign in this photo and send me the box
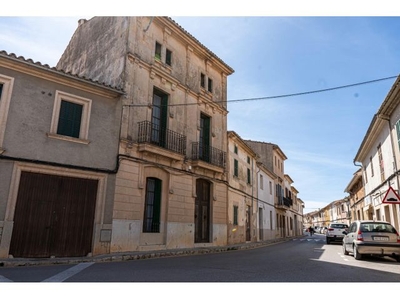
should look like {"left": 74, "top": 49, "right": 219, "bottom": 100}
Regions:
{"left": 382, "top": 186, "right": 400, "bottom": 204}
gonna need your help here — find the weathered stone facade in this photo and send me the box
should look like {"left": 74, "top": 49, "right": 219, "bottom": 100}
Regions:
{"left": 57, "top": 17, "right": 234, "bottom": 252}
{"left": 0, "top": 51, "right": 124, "bottom": 258}
{"left": 227, "top": 131, "right": 258, "bottom": 244}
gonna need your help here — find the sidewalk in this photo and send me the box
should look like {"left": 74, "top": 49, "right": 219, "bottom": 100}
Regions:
{"left": 0, "top": 236, "right": 297, "bottom": 268}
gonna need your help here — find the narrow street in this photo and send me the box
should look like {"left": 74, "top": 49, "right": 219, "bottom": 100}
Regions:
{"left": 1, "top": 233, "right": 399, "bottom": 283}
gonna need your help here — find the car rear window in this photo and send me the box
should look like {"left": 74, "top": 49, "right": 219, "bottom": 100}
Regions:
{"left": 360, "top": 223, "right": 396, "bottom": 233}
{"left": 331, "top": 224, "right": 348, "bottom": 229}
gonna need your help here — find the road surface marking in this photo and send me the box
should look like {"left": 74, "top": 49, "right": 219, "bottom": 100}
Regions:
{"left": 42, "top": 262, "right": 94, "bottom": 282}
{"left": 0, "top": 275, "right": 13, "bottom": 282}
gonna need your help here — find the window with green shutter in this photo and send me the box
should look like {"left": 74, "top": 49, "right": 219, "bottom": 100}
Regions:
{"left": 166, "top": 49, "right": 172, "bottom": 66}
{"left": 233, "top": 205, "right": 238, "bottom": 225}
{"left": 200, "top": 73, "right": 205, "bottom": 88}
{"left": 143, "top": 177, "right": 162, "bottom": 233}
{"left": 57, "top": 100, "right": 83, "bottom": 138}
{"left": 199, "top": 113, "right": 211, "bottom": 162}
{"left": 247, "top": 168, "right": 251, "bottom": 184}
{"left": 207, "top": 78, "right": 213, "bottom": 93}
{"left": 155, "top": 42, "right": 162, "bottom": 60}
{"left": 396, "top": 120, "right": 400, "bottom": 150}
{"left": 151, "top": 89, "right": 168, "bottom": 147}
{"left": 234, "top": 159, "right": 238, "bottom": 177}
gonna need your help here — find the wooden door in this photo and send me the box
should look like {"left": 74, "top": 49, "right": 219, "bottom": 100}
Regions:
{"left": 246, "top": 206, "right": 251, "bottom": 241}
{"left": 9, "top": 172, "right": 98, "bottom": 258}
{"left": 151, "top": 89, "right": 168, "bottom": 147}
{"left": 195, "top": 179, "right": 210, "bottom": 243}
{"left": 199, "top": 114, "right": 210, "bottom": 162}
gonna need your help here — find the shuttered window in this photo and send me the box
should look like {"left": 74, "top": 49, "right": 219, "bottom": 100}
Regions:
{"left": 57, "top": 100, "right": 83, "bottom": 138}
{"left": 234, "top": 159, "right": 238, "bottom": 177}
{"left": 207, "top": 78, "right": 213, "bottom": 93}
{"left": 155, "top": 42, "right": 162, "bottom": 60}
{"left": 143, "top": 177, "right": 162, "bottom": 233}
{"left": 396, "top": 120, "right": 400, "bottom": 152}
{"left": 166, "top": 49, "right": 172, "bottom": 66}
{"left": 0, "top": 83, "right": 3, "bottom": 99}
{"left": 233, "top": 205, "right": 238, "bottom": 225}
{"left": 200, "top": 73, "right": 205, "bottom": 88}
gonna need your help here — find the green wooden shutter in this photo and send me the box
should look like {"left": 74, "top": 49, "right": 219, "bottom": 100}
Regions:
{"left": 151, "top": 90, "right": 168, "bottom": 147}
{"left": 234, "top": 159, "right": 238, "bottom": 177}
{"left": 57, "top": 100, "right": 83, "bottom": 138}
{"left": 233, "top": 206, "right": 238, "bottom": 225}
{"left": 143, "top": 178, "right": 162, "bottom": 233}
{"left": 396, "top": 120, "right": 400, "bottom": 150}
{"left": 200, "top": 114, "right": 210, "bottom": 162}
{"left": 152, "top": 178, "right": 162, "bottom": 231}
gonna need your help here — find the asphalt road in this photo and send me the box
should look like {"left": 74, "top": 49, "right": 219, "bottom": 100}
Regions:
{"left": 1, "top": 234, "right": 400, "bottom": 283}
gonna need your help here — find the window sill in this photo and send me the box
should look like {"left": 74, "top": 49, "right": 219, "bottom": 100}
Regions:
{"left": 47, "top": 133, "right": 90, "bottom": 145}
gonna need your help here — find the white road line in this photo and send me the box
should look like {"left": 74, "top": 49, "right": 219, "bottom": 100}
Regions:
{"left": 42, "top": 262, "right": 94, "bottom": 282}
{"left": 0, "top": 275, "right": 13, "bottom": 282}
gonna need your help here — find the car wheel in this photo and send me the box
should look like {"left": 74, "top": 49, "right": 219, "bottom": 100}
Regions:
{"left": 326, "top": 238, "right": 330, "bottom": 244}
{"left": 353, "top": 245, "right": 362, "bottom": 260}
{"left": 343, "top": 243, "right": 349, "bottom": 255}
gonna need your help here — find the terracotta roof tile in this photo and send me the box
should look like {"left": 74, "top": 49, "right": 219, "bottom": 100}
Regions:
{"left": 0, "top": 50, "right": 125, "bottom": 93}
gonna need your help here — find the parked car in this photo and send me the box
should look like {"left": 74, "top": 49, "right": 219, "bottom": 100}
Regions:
{"left": 342, "top": 220, "right": 400, "bottom": 262}
{"left": 326, "top": 223, "right": 349, "bottom": 244}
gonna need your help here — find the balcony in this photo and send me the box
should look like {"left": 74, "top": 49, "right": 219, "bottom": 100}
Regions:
{"left": 137, "top": 121, "right": 186, "bottom": 160}
{"left": 191, "top": 142, "right": 226, "bottom": 172}
{"left": 276, "top": 196, "right": 292, "bottom": 210}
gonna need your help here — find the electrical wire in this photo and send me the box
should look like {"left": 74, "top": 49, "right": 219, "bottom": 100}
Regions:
{"left": 123, "top": 75, "right": 398, "bottom": 107}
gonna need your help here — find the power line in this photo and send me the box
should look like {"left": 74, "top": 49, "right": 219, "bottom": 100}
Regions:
{"left": 228, "top": 75, "right": 398, "bottom": 103}
{"left": 123, "top": 75, "right": 398, "bottom": 107}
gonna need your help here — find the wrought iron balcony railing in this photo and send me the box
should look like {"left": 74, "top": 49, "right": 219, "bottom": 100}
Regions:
{"left": 138, "top": 121, "right": 186, "bottom": 155}
{"left": 191, "top": 142, "right": 226, "bottom": 169}
{"left": 277, "top": 196, "right": 293, "bottom": 207}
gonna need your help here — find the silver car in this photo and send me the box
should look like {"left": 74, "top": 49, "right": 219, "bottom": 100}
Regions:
{"left": 342, "top": 220, "right": 400, "bottom": 262}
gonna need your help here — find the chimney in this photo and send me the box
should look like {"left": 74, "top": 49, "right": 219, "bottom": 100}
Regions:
{"left": 78, "top": 19, "right": 87, "bottom": 26}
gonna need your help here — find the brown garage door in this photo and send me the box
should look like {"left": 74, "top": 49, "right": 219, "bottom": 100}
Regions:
{"left": 9, "top": 171, "right": 98, "bottom": 258}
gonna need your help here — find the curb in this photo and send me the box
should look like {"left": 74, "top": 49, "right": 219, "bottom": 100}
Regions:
{"left": 0, "top": 237, "right": 295, "bottom": 268}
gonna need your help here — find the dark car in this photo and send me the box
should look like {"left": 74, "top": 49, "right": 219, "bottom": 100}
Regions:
{"left": 342, "top": 220, "right": 400, "bottom": 261}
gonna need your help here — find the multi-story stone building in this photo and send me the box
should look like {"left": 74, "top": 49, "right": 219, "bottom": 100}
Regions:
{"left": 344, "top": 168, "right": 365, "bottom": 222}
{"left": 289, "top": 184, "right": 304, "bottom": 236}
{"left": 328, "top": 199, "right": 349, "bottom": 224}
{"left": 0, "top": 51, "right": 124, "bottom": 258}
{"left": 256, "top": 161, "right": 277, "bottom": 241}
{"left": 226, "top": 131, "right": 258, "bottom": 244}
{"left": 244, "top": 140, "right": 294, "bottom": 238}
{"left": 56, "top": 17, "right": 234, "bottom": 252}
{"left": 353, "top": 76, "right": 400, "bottom": 229}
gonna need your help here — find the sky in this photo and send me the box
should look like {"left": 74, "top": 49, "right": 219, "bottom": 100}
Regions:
{"left": 2, "top": 2, "right": 400, "bottom": 216}
{"left": 2, "top": 1, "right": 400, "bottom": 295}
